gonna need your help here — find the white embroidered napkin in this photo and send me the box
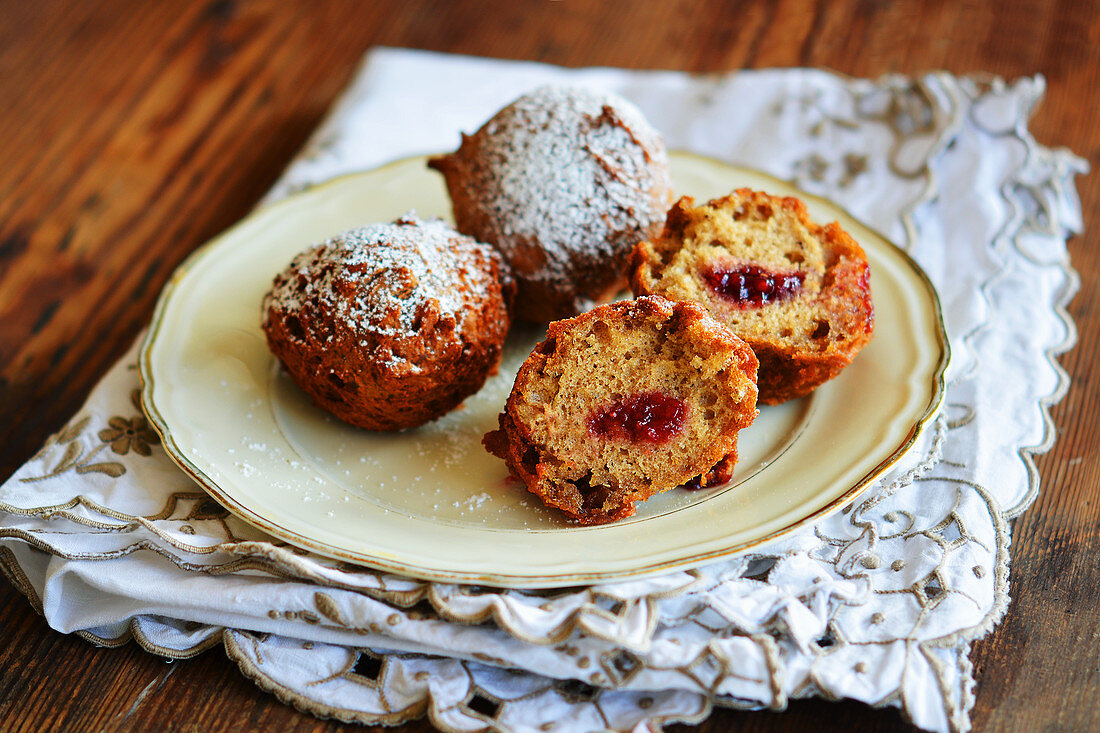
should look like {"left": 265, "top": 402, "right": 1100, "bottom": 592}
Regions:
{"left": 0, "top": 49, "right": 1085, "bottom": 733}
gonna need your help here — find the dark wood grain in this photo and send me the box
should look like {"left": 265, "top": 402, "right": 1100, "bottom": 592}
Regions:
{"left": 1, "top": 1, "right": 1097, "bottom": 731}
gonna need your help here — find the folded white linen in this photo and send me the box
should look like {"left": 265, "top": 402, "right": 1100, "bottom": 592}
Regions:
{"left": 0, "top": 49, "right": 1085, "bottom": 732}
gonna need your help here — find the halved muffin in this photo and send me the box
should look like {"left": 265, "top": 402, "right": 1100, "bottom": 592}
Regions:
{"left": 630, "top": 190, "right": 874, "bottom": 403}
{"left": 484, "top": 296, "right": 758, "bottom": 524}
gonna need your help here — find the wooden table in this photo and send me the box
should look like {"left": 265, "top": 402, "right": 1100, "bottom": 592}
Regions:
{"left": 2, "top": 2, "right": 1096, "bottom": 730}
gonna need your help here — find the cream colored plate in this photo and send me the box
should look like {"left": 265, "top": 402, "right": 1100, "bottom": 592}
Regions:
{"left": 140, "top": 153, "right": 948, "bottom": 588}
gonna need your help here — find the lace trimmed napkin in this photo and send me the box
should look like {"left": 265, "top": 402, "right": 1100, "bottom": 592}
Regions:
{"left": 0, "top": 48, "right": 1085, "bottom": 732}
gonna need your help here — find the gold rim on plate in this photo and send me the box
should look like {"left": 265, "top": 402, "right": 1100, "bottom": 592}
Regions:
{"left": 139, "top": 153, "right": 949, "bottom": 588}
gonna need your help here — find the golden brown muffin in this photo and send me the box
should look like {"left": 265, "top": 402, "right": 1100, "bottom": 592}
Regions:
{"left": 484, "top": 296, "right": 758, "bottom": 524}
{"left": 429, "top": 86, "right": 673, "bottom": 323}
{"left": 262, "top": 215, "right": 513, "bottom": 431}
{"left": 630, "top": 190, "right": 874, "bottom": 404}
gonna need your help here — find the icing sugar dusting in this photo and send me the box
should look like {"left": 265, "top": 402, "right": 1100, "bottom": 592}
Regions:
{"left": 434, "top": 86, "right": 671, "bottom": 315}
{"left": 263, "top": 215, "right": 501, "bottom": 364}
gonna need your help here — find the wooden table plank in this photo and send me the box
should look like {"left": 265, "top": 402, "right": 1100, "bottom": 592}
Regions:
{"left": 2, "top": 1, "right": 1096, "bottom": 730}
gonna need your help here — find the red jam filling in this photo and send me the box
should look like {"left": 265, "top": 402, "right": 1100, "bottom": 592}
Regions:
{"left": 587, "top": 391, "right": 686, "bottom": 445}
{"left": 703, "top": 264, "right": 804, "bottom": 307}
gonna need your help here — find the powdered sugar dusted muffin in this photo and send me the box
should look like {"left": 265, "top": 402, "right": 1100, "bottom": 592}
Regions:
{"left": 262, "top": 215, "right": 512, "bottom": 431}
{"left": 484, "top": 296, "right": 758, "bottom": 524}
{"left": 429, "top": 86, "right": 673, "bottom": 323}
{"left": 630, "top": 190, "right": 874, "bottom": 404}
